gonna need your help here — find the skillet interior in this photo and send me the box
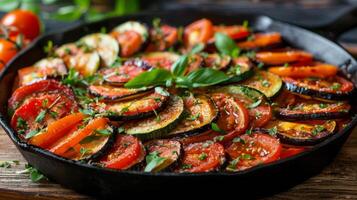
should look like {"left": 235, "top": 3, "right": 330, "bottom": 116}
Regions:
{"left": 0, "top": 10, "right": 356, "bottom": 198}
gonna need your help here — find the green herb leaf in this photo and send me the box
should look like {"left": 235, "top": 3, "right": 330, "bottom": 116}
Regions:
{"left": 211, "top": 122, "right": 226, "bottom": 134}
{"left": 155, "top": 87, "right": 170, "bottom": 96}
{"left": 35, "top": 110, "right": 47, "bottom": 123}
{"left": 144, "top": 151, "right": 167, "bottom": 172}
{"left": 95, "top": 129, "right": 112, "bottom": 136}
{"left": 214, "top": 32, "right": 240, "bottom": 57}
{"left": 190, "top": 43, "right": 205, "bottom": 54}
{"left": 22, "top": 164, "right": 46, "bottom": 183}
{"left": 25, "top": 129, "right": 40, "bottom": 139}
{"left": 125, "top": 68, "right": 173, "bottom": 88}
{"left": 171, "top": 55, "right": 189, "bottom": 77}
{"left": 268, "top": 126, "right": 278, "bottom": 136}
{"left": 248, "top": 99, "right": 262, "bottom": 109}
{"left": 178, "top": 68, "right": 229, "bottom": 88}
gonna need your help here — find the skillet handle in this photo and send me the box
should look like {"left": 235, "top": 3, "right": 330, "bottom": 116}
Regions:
{"left": 304, "top": 6, "right": 357, "bottom": 41}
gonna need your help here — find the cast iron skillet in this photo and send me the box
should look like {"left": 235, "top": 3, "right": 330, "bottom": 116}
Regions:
{"left": 0, "top": 9, "right": 356, "bottom": 198}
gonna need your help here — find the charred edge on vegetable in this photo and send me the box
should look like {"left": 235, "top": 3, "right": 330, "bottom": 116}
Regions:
{"left": 275, "top": 108, "right": 350, "bottom": 121}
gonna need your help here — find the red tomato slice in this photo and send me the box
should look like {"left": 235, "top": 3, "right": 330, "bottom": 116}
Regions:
{"left": 178, "top": 142, "right": 225, "bottom": 173}
{"left": 11, "top": 93, "right": 78, "bottom": 138}
{"left": 111, "top": 30, "right": 143, "bottom": 57}
{"left": 146, "top": 25, "right": 178, "bottom": 52}
{"left": 212, "top": 95, "right": 249, "bottom": 141}
{"left": 0, "top": 38, "right": 18, "bottom": 71}
{"left": 8, "top": 80, "right": 75, "bottom": 111}
{"left": 184, "top": 18, "right": 214, "bottom": 47}
{"left": 256, "top": 50, "right": 313, "bottom": 65}
{"left": 226, "top": 133, "right": 282, "bottom": 171}
{"left": 100, "top": 135, "right": 145, "bottom": 170}
{"left": 99, "top": 60, "right": 151, "bottom": 85}
{"left": 208, "top": 25, "right": 249, "bottom": 43}
{"left": 249, "top": 104, "right": 272, "bottom": 128}
{"left": 237, "top": 32, "right": 281, "bottom": 49}
{"left": 280, "top": 146, "right": 305, "bottom": 159}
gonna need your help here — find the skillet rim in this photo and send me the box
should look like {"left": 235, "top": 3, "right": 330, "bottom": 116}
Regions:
{"left": 0, "top": 9, "right": 356, "bottom": 177}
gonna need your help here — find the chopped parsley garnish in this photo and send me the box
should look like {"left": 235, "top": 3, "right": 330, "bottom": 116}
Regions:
{"left": 181, "top": 163, "right": 193, "bottom": 170}
{"left": 232, "top": 137, "right": 245, "bottom": 144}
{"left": 311, "top": 125, "right": 325, "bottom": 136}
{"left": 319, "top": 103, "right": 328, "bottom": 109}
{"left": 198, "top": 153, "right": 208, "bottom": 160}
{"left": 268, "top": 126, "right": 278, "bottom": 136}
{"left": 187, "top": 113, "right": 200, "bottom": 121}
{"left": 144, "top": 151, "right": 167, "bottom": 172}
{"left": 330, "top": 83, "right": 341, "bottom": 91}
{"left": 211, "top": 122, "right": 226, "bottom": 134}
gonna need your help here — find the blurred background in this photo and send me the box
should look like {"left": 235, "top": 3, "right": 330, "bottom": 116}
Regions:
{"left": 1, "top": 0, "right": 357, "bottom": 56}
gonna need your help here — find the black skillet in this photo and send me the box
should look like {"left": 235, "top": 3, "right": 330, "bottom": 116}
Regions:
{"left": 0, "top": 9, "right": 357, "bottom": 199}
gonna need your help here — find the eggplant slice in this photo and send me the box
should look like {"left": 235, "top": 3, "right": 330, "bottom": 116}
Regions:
{"left": 124, "top": 95, "right": 184, "bottom": 140}
{"left": 243, "top": 70, "right": 283, "bottom": 98}
{"left": 80, "top": 33, "right": 120, "bottom": 67}
{"left": 203, "top": 53, "right": 232, "bottom": 70}
{"left": 223, "top": 56, "right": 254, "bottom": 84}
{"left": 92, "top": 88, "right": 170, "bottom": 120}
{"left": 276, "top": 102, "right": 351, "bottom": 120}
{"left": 144, "top": 139, "right": 182, "bottom": 172}
{"left": 265, "top": 120, "right": 337, "bottom": 146}
{"left": 88, "top": 85, "right": 150, "bottom": 102}
{"left": 167, "top": 94, "right": 218, "bottom": 137}
{"left": 283, "top": 76, "right": 355, "bottom": 100}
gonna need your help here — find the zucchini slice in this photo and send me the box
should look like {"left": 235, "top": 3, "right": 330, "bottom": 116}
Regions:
{"left": 144, "top": 139, "right": 182, "bottom": 172}
{"left": 56, "top": 43, "right": 101, "bottom": 76}
{"left": 124, "top": 95, "right": 184, "bottom": 140}
{"left": 99, "top": 59, "right": 152, "bottom": 86}
{"left": 283, "top": 76, "right": 355, "bottom": 100}
{"left": 264, "top": 120, "right": 337, "bottom": 146}
{"left": 141, "top": 52, "right": 179, "bottom": 70}
{"left": 203, "top": 53, "right": 231, "bottom": 70}
{"left": 80, "top": 33, "right": 120, "bottom": 67}
{"left": 93, "top": 88, "right": 170, "bottom": 120}
{"left": 223, "top": 56, "right": 254, "bottom": 84}
{"left": 88, "top": 85, "right": 150, "bottom": 102}
{"left": 276, "top": 101, "right": 351, "bottom": 120}
{"left": 112, "top": 21, "right": 149, "bottom": 42}
{"left": 167, "top": 94, "right": 218, "bottom": 137}
{"left": 243, "top": 70, "right": 282, "bottom": 98}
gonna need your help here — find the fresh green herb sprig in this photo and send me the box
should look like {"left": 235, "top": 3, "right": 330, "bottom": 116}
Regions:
{"left": 144, "top": 151, "right": 167, "bottom": 172}
{"left": 16, "top": 164, "right": 46, "bottom": 182}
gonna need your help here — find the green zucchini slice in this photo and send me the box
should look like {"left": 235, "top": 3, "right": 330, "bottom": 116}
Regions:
{"left": 88, "top": 85, "right": 150, "bottom": 101}
{"left": 243, "top": 70, "right": 282, "bottom": 98}
{"left": 124, "top": 95, "right": 184, "bottom": 140}
{"left": 80, "top": 33, "right": 120, "bottom": 67}
{"left": 167, "top": 94, "right": 218, "bottom": 137}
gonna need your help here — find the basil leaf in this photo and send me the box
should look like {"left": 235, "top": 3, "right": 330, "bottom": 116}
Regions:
{"left": 190, "top": 43, "right": 205, "bottom": 54}
{"left": 35, "top": 110, "right": 47, "bottom": 123}
{"left": 25, "top": 129, "right": 40, "bottom": 139}
{"left": 144, "top": 151, "right": 167, "bottom": 172}
{"left": 171, "top": 55, "right": 189, "bottom": 77}
{"left": 178, "top": 68, "right": 229, "bottom": 88}
{"left": 125, "top": 68, "right": 173, "bottom": 88}
{"left": 211, "top": 122, "right": 226, "bottom": 134}
{"left": 214, "top": 32, "right": 240, "bottom": 57}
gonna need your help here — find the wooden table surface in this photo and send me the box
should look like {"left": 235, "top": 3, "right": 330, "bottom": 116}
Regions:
{"left": 1, "top": 127, "right": 357, "bottom": 199}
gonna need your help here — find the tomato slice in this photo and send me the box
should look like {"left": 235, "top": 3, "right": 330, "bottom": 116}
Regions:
{"left": 249, "top": 104, "right": 272, "bottom": 128}
{"left": 178, "top": 141, "right": 225, "bottom": 173}
{"left": 280, "top": 146, "right": 305, "bottom": 159}
{"left": 211, "top": 94, "right": 250, "bottom": 141}
{"left": 237, "top": 32, "right": 281, "bottom": 49}
{"left": 268, "top": 62, "right": 338, "bottom": 78}
{"left": 207, "top": 25, "right": 249, "bottom": 44}
{"left": 256, "top": 50, "right": 313, "bottom": 65}
{"left": 226, "top": 132, "right": 282, "bottom": 171}
{"left": 100, "top": 134, "right": 145, "bottom": 170}
{"left": 146, "top": 25, "right": 178, "bottom": 52}
{"left": 99, "top": 60, "right": 151, "bottom": 85}
{"left": 11, "top": 93, "right": 78, "bottom": 138}
{"left": 29, "top": 113, "right": 85, "bottom": 149}
{"left": 184, "top": 18, "right": 214, "bottom": 47}
{"left": 111, "top": 30, "right": 143, "bottom": 57}
{"left": 8, "top": 80, "right": 75, "bottom": 111}
{"left": 50, "top": 117, "right": 109, "bottom": 156}
{"left": 0, "top": 38, "right": 18, "bottom": 71}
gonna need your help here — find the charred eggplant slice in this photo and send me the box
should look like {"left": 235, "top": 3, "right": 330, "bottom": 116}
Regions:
{"left": 124, "top": 95, "right": 184, "bottom": 140}
{"left": 99, "top": 59, "right": 152, "bottom": 86}
{"left": 112, "top": 21, "right": 149, "bottom": 43}
{"left": 266, "top": 120, "right": 337, "bottom": 146}
{"left": 93, "top": 87, "right": 170, "bottom": 120}
{"left": 88, "top": 85, "right": 150, "bottom": 101}
{"left": 283, "top": 76, "right": 355, "bottom": 100}
{"left": 276, "top": 102, "right": 351, "bottom": 120}
{"left": 223, "top": 56, "right": 254, "bottom": 83}
{"left": 243, "top": 70, "right": 283, "bottom": 98}
{"left": 80, "top": 33, "right": 120, "bottom": 67}
{"left": 202, "top": 53, "right": 231, "bottom": 70}
{"left": 167, "top": 94, "right": 218, "bottom": 137}
{"left": 144, "top": 139, "right": 181, "bottom": 172}
{"left": 141, "top": 52, "right": 179, "bottom": 70}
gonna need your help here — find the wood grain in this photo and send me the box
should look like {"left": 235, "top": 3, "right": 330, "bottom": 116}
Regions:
{"left": 0, "top": 127, "right": 356, "bottom": 200}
